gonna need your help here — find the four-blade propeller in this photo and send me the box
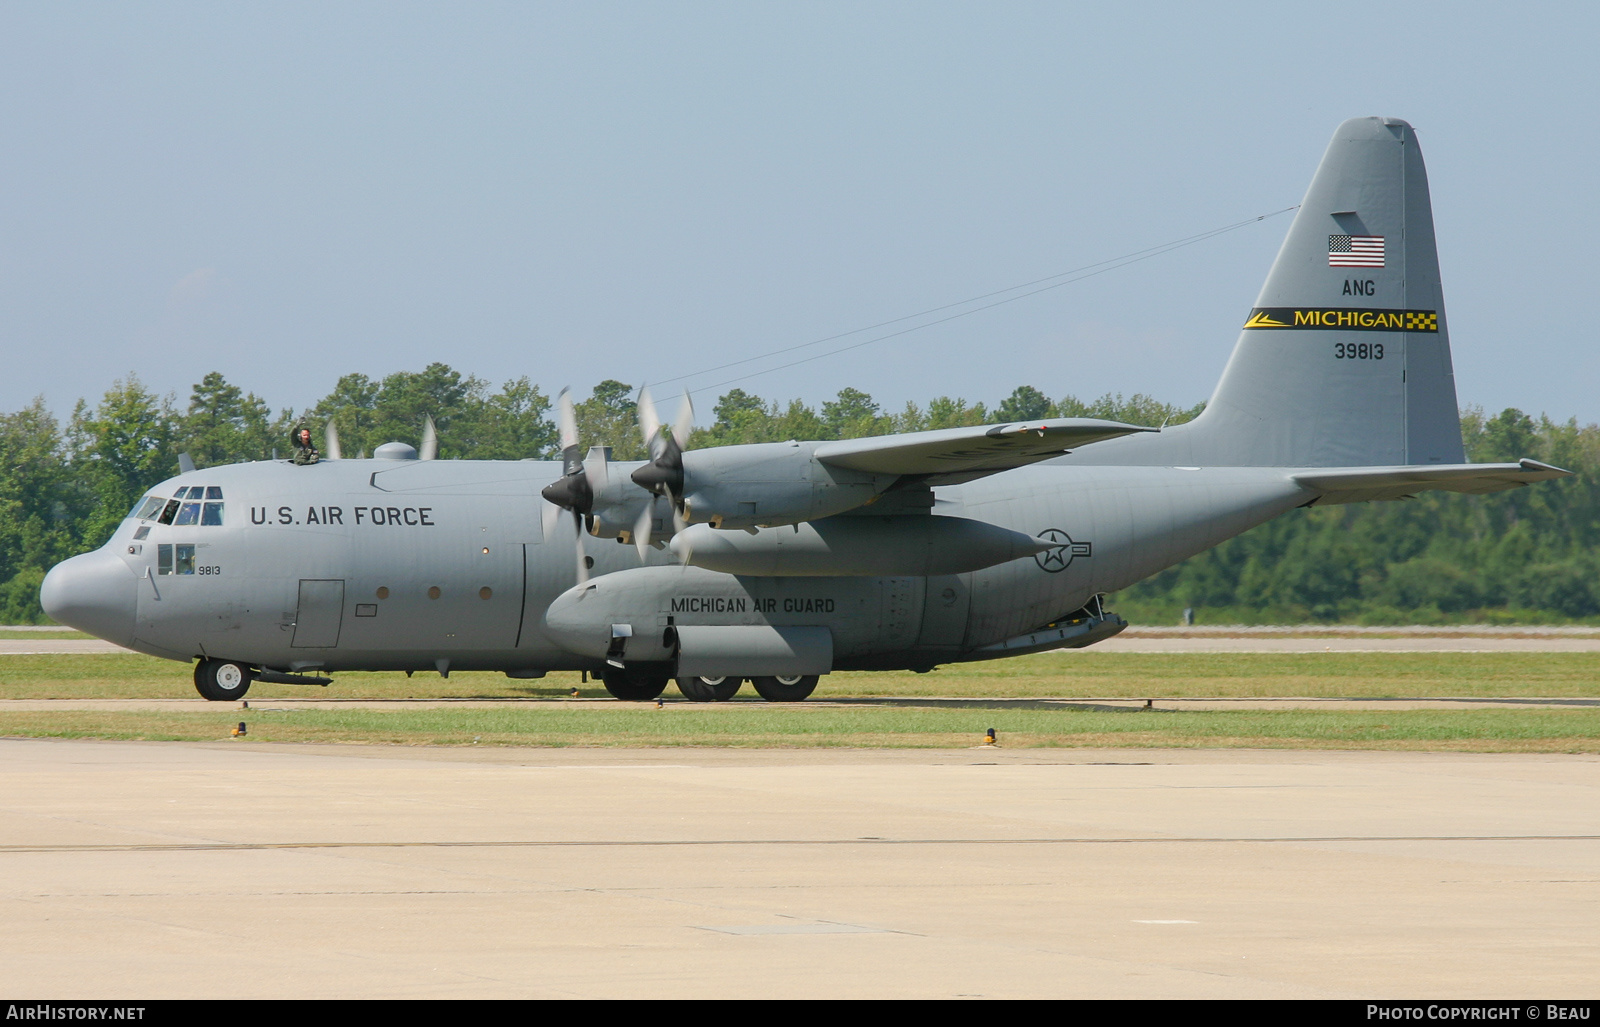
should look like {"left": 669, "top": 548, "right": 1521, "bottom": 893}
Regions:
{"left": 628, "top": 387, "right": 695, "bottom": 559}
{"left": 540, "top": 389, "right": 595, "bottom": 582}
{"left": 538, "top": 388, "right": 619, "bottom": 582}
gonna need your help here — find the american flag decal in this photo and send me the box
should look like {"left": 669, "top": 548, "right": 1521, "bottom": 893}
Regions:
{"left": 1329, "top": 234, "right": 1384, "bottom": 268}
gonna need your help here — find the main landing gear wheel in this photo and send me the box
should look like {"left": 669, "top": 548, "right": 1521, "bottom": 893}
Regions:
{"left": 600, "top": 666, "right": 670, "bottom": 701}
{"left": 675, "top": 676, "right": 742, "bottom": 701}
{"left": 749, "top": 674, "right": 819, "bottom": 702}
{"left": 194, "top": 658, "right": 253, "bottom": 701}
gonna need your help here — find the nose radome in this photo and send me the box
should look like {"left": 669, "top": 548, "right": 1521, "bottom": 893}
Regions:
{"left": 40, "top": 549, "right": 139, "bottom": 646}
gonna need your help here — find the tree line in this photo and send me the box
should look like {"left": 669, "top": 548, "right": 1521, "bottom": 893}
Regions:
{"left": 2, "top": 365, "right": 1594, "bottom": 624}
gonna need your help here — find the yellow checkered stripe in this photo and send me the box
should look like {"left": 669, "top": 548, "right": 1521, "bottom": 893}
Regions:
{"left": 1243, "top": 308, "right": 1440, "bottom": 333}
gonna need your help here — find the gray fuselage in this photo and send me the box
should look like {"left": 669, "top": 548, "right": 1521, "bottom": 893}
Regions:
{"left": 70, "top": 454, "right": 1308, "bottom": 675}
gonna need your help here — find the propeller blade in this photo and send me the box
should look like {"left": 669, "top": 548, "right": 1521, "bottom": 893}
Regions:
{"left": 671, "top": 389, "right": 694, "bottom": 450}
{"left": 632, "top": 504, "right": 654, "bottom": 562}
{"left": 541, "top": 497, "right": 562, "bottom": 540}
{"left": 673, "top": 514, "right": 694, "bottom": 566}
{"left": 419, "top": 416, "right": 438, "bottom": 460}
{"left": 556, "top": 387, "right": 581, "bottom": 473}
{"left": 637, "top": 386, "right": 664, "bottom": 458}
{"left": 557, "top": 388, "right": 577, "bottom": 448}
{"left": 583, "top": 446, "right": 610, "bottom": 493}
{"left": 324, "top": 421, "right": 343, "bottom": 461}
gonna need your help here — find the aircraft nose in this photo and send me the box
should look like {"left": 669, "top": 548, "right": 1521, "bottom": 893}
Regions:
{"left": 40, "top": 549, "right": 139, "bottom": 646}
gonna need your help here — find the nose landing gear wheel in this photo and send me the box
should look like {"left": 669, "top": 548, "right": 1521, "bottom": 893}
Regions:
{"left": 749, "top": 674, "right": 819, "bottom": 702}
{"left": 194, "top": 659, "right": 253, "bottom": 701}
{"left": 600, "top": 666, "right": 670, "bottom": 701}
{"left": 675, "top": 676, "right": 743, "bottom": 701}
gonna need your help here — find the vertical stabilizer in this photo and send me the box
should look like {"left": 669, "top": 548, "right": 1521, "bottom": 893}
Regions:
{"left": 1077, "top": 117, "right": 1464, "bottom": 468}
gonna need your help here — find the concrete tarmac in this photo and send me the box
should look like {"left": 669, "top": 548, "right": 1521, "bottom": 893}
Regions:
{"left": 1, "top": 738, "right": 1597, "bottom": 998}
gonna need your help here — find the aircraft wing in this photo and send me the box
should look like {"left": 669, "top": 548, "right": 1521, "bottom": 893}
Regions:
{"left": 814, "top": 418, "right": 1154, "bottom": 485}
{"left": 1293, "top": 459, "right": 1572, "bottom": 504}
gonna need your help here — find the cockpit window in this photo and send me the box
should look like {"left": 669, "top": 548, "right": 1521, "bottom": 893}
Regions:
{"left": 139, "top": 487, "right": 223, "bottom": 526}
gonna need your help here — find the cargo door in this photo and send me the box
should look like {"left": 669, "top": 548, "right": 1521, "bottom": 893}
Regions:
{"left": 292, "top": 579, "right": 345, "bottom": 648}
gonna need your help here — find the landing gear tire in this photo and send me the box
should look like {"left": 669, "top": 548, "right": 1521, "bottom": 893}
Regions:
{"left": 600, "top": 666, "right": 670, "bottom": 701}
{"left": 194, "top": 659, "right": 253, "bottom": 701}
{"left": 675, "top": 676, "right": 742, "bottom": 701}
{"left": 749, "top": 674, "right": 819, "bottom": 702}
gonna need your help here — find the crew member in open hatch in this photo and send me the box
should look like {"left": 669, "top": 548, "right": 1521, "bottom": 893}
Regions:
{"left": 291, "top": 425, "right": 319, "bottom": 466}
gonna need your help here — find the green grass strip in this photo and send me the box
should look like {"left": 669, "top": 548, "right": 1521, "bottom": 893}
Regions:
{"left": 5, "top": 650, "right": 1600, "bottom": 699}
{"left": 5, "top": 705, "right": 1600, "bottom": 752}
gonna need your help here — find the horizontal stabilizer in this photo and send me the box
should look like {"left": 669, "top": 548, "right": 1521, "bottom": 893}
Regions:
{"left": 1294, "top": 459, "right": 1571, "bottom": 504}
{"left": 815, "top": 418, "right": 1152, "bottom": 484}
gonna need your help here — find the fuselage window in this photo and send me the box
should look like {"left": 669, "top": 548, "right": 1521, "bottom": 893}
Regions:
{"left": 174, "top": 502, "right": 201, "bottom": 526}
{"left": 133, "top": 526, "right": 150, "bottom": 541}
{"left": 201, "top": 502, "right": 224, "bottom": 526}
{"left": 157, "top": 544, "right": 173, "bottom": 575}
{"left": 158, "top": 499, "right": 180, "bottom": 525}
{"left": 175, "top": 544, "right": 196, "bottom": 575}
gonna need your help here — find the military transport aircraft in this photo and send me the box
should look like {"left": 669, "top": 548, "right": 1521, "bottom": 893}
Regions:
{"left": 41, "top": 117, "right": 1570, "bottom": 702}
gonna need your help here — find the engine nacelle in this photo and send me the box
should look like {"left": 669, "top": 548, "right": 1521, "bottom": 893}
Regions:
{"left": 678, "top": 443, "right": 892, "bottom": 530}
{"left": 671, "top": 515, "right": 1052, "bottom": 576}
{"left": 586, "top": 478, "right": 672, "bottom": 541}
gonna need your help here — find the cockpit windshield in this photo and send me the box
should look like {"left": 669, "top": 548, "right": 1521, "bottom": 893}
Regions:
{"left": 133, "top": 487, "right": 225, "bottom": 526}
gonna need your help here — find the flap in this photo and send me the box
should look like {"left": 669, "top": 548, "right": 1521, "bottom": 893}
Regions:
{"left": 1293, "top": 459, "right": 1572, "bottom": 504}
{"left": 813, "top": 419, "right": 1154, "bottom": 478}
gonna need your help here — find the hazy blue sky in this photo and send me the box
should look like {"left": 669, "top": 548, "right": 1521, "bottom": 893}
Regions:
{"left": 2, "top": 2, "right": 1595, "bottom": 425}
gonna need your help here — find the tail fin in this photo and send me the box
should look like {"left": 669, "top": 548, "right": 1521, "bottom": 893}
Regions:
{"left": 1082, "top": 117, "right": 1464, "bottom": 468}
